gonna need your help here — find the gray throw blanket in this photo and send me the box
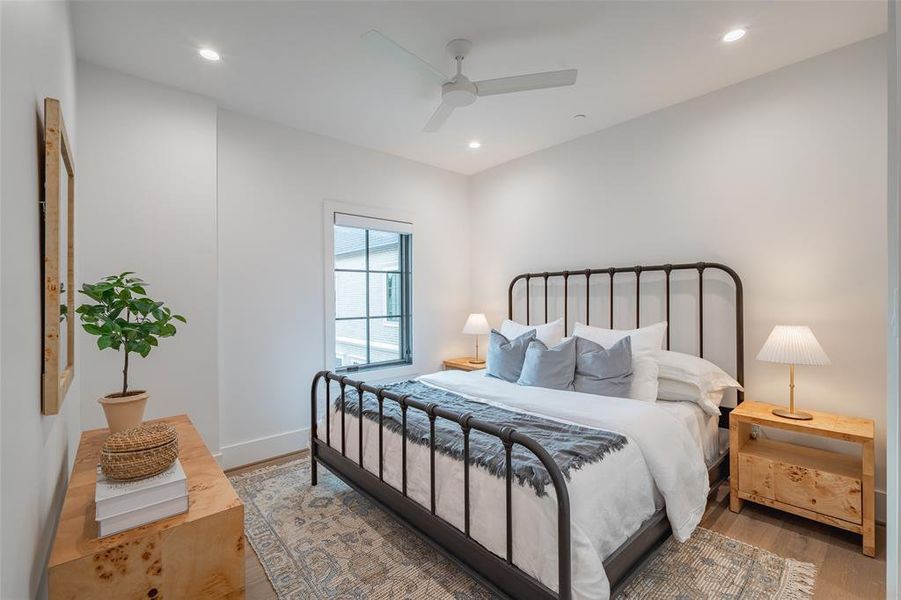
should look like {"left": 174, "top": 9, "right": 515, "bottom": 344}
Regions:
{"left": 337, "top": 380, "right": 628, "bottom": 496}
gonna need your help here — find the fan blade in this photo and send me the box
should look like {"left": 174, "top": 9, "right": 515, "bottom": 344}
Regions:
{"left": 475, "top": 69, "right": 578, "bottom": 96}
{"left": 423, "top": 102, "right": 455, "bottom": 132}
{"left": 362, "top": 30, "right": 451, "bottom": 84}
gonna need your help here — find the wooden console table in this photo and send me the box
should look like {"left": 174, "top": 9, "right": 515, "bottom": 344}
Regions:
{"left": 48, "top": 415, "right": 245, "bottom": 599}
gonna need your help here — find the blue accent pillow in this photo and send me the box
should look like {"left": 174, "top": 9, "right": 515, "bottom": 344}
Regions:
{"left": 517, "top": 337, "right": 577, "bottom": 391}
{"left": 574, "top": 336, "right": 633, "bottom": 397}
{"left": 486, "top": 329, "right": 536, "bottom": 382}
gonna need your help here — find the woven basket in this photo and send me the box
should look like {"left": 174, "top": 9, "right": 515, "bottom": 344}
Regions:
{"left": 100, "top": 422, "right": 179, "bottom": 481}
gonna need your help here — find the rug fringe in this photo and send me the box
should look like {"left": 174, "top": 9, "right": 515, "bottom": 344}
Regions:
{"left": 781, "top": 559, "right": 818, "bottom": 600}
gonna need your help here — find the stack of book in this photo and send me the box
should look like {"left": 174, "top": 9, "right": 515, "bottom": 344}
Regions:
{"left": 95, "top": 459, "right": 188, "bottom": 537}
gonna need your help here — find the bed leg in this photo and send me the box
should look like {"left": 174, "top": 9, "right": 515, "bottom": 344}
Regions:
{"left": 311, "top": 452, "right": 318, "bottom": 486}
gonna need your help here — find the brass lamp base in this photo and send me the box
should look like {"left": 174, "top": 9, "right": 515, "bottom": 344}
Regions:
{"left": 771, "top": 407, "right": 813, "bottom": 421}
{"left": 468, "top": 359, "right": 486, "bottom": 365}
{"left": 772, "top": 364, "right": 814, "bottom": 420}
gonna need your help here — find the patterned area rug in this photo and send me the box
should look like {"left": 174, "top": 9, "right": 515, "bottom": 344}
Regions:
{"left": 616, "top": 527, "right": 817, "bottom": 599}
{"left": 228, "top": 457, "right": 816, "bottom": 599}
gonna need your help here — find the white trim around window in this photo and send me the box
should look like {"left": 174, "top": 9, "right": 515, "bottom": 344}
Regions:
{"left": 323, "top": 199, "right": 419, "bottom": 382}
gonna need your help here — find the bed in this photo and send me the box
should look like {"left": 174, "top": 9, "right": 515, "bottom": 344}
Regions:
{"left": 310, "top": 262, "right": 744, "bottom": 600}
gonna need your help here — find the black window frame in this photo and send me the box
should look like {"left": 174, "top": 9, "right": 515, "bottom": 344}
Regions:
{"left": 334, "top": 225, "right": 412, "bottom": 373}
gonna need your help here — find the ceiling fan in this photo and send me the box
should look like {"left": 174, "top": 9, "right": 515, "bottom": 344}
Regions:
{"left": 362, "top": 30, "right": 578, "bottom": 133}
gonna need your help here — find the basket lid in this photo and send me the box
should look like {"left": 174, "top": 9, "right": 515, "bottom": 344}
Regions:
{"left": 102, "top": 422, "right": 177, "bottom": 454}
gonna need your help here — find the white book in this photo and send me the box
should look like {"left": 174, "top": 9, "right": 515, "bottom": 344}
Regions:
{"left": 98, "top": 495, "right": 189, "bottom": 537}
{"left": 95, "top": 459, "right": 187, "bottom": 520}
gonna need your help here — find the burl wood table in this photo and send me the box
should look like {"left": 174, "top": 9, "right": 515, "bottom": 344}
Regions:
{"left": 48, "top": 415, "right": 245, "bottom": 599}
{"left": 730, "top": 400, "right": 875, "bottom": 557}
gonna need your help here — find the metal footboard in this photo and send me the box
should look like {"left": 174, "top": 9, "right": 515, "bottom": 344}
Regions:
{"left": 310, "top": 370, "right": 573, "bottom": 600}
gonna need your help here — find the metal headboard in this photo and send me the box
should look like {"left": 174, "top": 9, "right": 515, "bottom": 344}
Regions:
{"left": 508, "top": 261, "right": 744, "bottom": 427}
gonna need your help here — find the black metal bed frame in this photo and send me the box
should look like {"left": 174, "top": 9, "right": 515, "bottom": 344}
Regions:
{"left": 310, "top": 261, "right": 743, "bottom": 599}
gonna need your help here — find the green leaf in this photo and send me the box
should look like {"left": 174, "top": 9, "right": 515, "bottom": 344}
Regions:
{"left": 79, "top": 286, "right": 103, "bottom": 302}
{"left": 173, "top": 314, "right": 187, "bottom": 323}
{"left": 97, "top": 336, "right": 113, "bottom": 350}
{"left": 82, "top": 323, "right": 103, "bottom": 335}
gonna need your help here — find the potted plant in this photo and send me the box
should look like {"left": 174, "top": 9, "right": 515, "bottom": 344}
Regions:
{"left": 77, "top": 272, "right": 186, "bottom": 433}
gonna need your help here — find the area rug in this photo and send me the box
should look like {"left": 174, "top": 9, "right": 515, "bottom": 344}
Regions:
{"left": 615, "top": 527, "right": 817, "bottom": 599}
{"left": 228, "top": 457, "right": 817, "bottom": 599}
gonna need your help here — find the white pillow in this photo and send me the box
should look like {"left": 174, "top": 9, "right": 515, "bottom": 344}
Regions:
{"left": 500, "top": 318, "right": 565, "bottom": 348}
{"left": 572, "top": 321, "right": 667, "bottom": 353}
{"left": 656, "top": 350, "right": 743, "bottom": 416}
{"left": 657, "top": 380, "right": 727, "bottom": 414}
{"left": 572, "top": 322, "right": 667, "bottom": 402}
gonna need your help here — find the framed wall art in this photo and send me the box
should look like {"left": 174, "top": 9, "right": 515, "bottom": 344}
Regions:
{"left": 42, "top": 97, "right": 75, "bottom": 415}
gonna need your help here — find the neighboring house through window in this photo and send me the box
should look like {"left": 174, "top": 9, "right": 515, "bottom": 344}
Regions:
{"left": 333, "top": 212, "right": 412, "bottom": 371}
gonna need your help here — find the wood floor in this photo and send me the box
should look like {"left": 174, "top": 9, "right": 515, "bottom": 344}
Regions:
{"left": 228, "top": 451, "right": 886, "bottom": 599}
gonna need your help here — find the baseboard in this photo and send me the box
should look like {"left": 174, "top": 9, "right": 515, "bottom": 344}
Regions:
{"left": 219, "top": 427, "right": 310, "bottom": 470}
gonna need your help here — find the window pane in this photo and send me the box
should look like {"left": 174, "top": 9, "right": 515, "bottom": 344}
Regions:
{"left": 335, "top": 271, "right": 366, "bottom": 318}
{"left": 367, "top": 272, "right": 402, "bottom": 317}
{"left": 368, "top": 230, "right": 401, "bottom": 271}
{"left": 368, "top": 318, "right": 401, "bottom": 363}
{"left": 334, "top": 226, "right": 366, "bottom": 270}
{"left": 335, "top": 319, "right": 367, "bottom": 367}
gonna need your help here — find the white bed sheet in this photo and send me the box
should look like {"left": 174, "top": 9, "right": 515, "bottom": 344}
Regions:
{"left": 655, "top": 399, "right": 722, "bottom": 466}
{"left": 318, "top": 370, "right": 710, "bottom": 600}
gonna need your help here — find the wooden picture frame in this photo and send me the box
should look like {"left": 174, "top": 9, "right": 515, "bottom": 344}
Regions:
{"left": 42, "top": 98, "right": 75, "bottom": 415}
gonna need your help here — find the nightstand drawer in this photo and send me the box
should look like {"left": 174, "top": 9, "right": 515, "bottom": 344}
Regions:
{"left": 774, "top": 463, "right": 862, "bottom": 524}
{"left": 738, "top": 453, "right": 774, "bottom": 499}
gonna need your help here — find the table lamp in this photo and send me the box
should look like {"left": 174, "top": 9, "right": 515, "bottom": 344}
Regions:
{"left": 756, "top": 325, "right": 831, "bottom": 420}
{"left": 462, "top": 313, "right": 491, "bottom": 365}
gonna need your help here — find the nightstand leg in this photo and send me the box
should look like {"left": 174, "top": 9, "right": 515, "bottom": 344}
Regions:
{"left": 862, "top": 439, "right": 875, "bottom": 557}
{"left": 729, "top": 417, "right": 744, "bottom": 512}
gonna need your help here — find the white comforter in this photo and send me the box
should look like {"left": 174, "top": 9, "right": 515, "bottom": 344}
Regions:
{"left": 320, "top": 369, "right": 709, "bottom": 599}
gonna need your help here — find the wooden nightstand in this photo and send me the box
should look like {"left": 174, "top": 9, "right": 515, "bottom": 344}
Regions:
{"left": 443, "top": 357, "right": 486, "bottom": 372}
{"left": 729, "top": 400, "right": 875, "bottom": 557}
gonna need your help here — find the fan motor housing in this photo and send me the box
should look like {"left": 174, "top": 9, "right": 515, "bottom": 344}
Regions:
{"left": 442, "top": 76, "right": 477, "bottom": 107}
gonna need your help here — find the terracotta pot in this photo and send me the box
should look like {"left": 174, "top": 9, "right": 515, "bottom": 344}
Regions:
{"left": 98, "top": 390, "right": 149, "bottom": 433}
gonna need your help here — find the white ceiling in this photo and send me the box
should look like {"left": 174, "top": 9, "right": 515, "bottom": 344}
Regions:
{"left": 72, "top": 1, "right": 886, "bottom": 175}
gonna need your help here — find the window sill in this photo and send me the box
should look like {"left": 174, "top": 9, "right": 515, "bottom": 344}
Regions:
{"left": 335, "top": 362, "right": 419, "bottom": 384}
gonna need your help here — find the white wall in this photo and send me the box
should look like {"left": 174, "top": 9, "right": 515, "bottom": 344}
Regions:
{"left": 76, "top": 63, "right": 220, "bottom": 450}
{"left": 0, "top": 2, "right": 81, "bottom": 598}
{"left": 471, "top": 37, "right": 888, "bottom": 503}
{"left": 217, "top": 109, "right": 471, "bottom": 468}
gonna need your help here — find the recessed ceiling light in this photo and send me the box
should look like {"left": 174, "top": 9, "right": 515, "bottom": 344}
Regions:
{"left": 468, "top": 141, "right": 481, "bottom": 149}
{"left": 722, "top": 28, "right": 747, "bottom": 43}
{"left": 198, "top": 48, "right": 221, "bottom": 61}
{"left": 573, "top": 114, "right": 586, "bottom": 120}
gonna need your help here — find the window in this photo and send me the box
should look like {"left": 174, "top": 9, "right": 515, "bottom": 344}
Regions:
{"left": 333, "top": 213, "right": 412, "bottom": 371}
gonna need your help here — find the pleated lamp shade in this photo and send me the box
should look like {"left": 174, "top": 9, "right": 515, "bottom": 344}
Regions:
{"left": 462, "top": 313, "right": 491, "bottom": 335}
{"left": 756, "top": 326, "right": 831, "bottom": 366}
